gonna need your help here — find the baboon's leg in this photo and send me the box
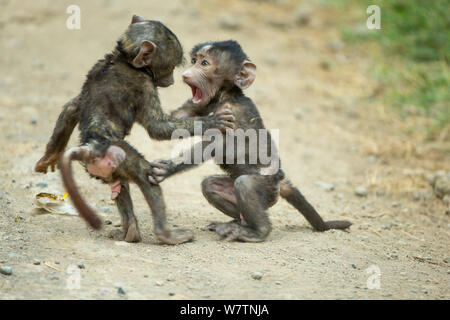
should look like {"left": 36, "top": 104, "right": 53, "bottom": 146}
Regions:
{"left": 201, "top": 175, "right": 240, "bottom": 220}
{"left": 138, "top": 180, "right": 194, "bottom": 245}
{"left": 280, "top": 179, "right": 352, "bottom": 231}
{"left": 109, "top": 181, "right": 142, "bottom": 243}
{"left": 204, "top": 174, "right": 278, "bottom": 242}
{"left": 109, "top": 141, "right": 194, "bottom": 245}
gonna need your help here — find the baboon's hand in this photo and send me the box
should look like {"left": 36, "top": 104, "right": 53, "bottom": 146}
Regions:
{"left": 148, "top": 159, "right": 174, "bottom": 184}
{"left": 35, "top": 152, "right": 60, "bottom": 173}
{"left": 207, "top": 106, "right": 235, "bottom": 132}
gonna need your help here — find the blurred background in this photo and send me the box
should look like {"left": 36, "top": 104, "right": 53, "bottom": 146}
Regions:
{"left": 0, "top": 0, "right": 448, "bottom": 299}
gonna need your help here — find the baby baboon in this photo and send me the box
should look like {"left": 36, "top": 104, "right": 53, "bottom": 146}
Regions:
{"left": 151, "top": 40, "right": 351, "bottom": 242}
{"left": 34, "top": 16, "right": 234, "bottom": 244}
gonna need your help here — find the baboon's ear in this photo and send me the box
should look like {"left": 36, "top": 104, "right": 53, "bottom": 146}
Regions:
{"left": 132, "top": 40, "right": 157, "bottom": 68}
{"left": 234, "top": 60, "right": 256, "bottom": 90}
{"left": 131, "top": 14, "right": 145, "bottom": 24}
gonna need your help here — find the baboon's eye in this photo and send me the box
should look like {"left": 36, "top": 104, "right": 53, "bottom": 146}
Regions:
{"left": 191, "top": 57, "right": 197, "bottom": 64}
{"left": 201, "top": 59, "right": 210, "bottom": 66}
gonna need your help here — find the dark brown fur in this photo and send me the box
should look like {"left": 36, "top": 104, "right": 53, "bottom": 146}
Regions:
{"left": 151, "top": 40, "right": 351, "bottom": 242}
{"left": 35, "top": 16, "right": 234, "bottom": 244}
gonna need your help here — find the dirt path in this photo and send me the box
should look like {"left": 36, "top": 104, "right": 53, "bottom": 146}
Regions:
{"left": 0, "top": 0, "right": 448, "bottom": 299}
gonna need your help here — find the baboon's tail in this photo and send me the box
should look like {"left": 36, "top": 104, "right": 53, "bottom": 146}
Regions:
{"left": 59, "top": 146, "right": 102, "bottom": 230}
{"left": 280, "top": 179, "right": 352, "bottom": 231}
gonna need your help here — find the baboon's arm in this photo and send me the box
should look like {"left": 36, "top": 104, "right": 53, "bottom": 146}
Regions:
{"left": 137, "top": 101, "right": 234, "bottom": 141}
{"left": 35, "top": 97, "right": 80, "bottom": 173}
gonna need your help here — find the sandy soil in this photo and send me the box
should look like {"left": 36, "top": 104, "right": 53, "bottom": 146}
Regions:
{"left": 0, "top": 0, "right": 448, "bottom": 300}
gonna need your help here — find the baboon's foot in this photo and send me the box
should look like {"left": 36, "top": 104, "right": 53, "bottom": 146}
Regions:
{"left": 155, "top": 229, "right": 194, "bottom": 245}
{"left": 206, "top": 220, "right": 267, "bottom": 243}
{"left": 108, "top": 222, "right": 141, "bottom": 243}
{"left": 201, "top": 219, "right": 240, "bottom": 232}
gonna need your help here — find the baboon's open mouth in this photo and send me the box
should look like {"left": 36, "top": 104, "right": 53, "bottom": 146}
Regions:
{"left": 189, "top": 84, "right": 203, "bottom": 104}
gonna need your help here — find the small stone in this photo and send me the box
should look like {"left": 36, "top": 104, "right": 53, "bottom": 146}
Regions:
{"left": 433, "top": 174, "right": 450, "bottom": 199}
{"left": 367, "top": 155, "right": 377, "bottom": 163}
{"left": 351, "top": 264, "right": 357, "bottom": 269}
{"left": 33, "top": 259, "right": 40, "bottom": 265}
{"left": 117, "top": 287, "right": 126, "bottom": 295}
{"left": 382, "top": 223, "right": 397, "bottom": 230}
{"left": 427, "top": 171, "right": 447, "bottom": 187}
{"left": 275, "top": 281, "right": 282, "bottom": 285}
{"left": 392, "top": 202, "right": 401, "bottom": 208}
{"left": 327, "top": 39, "right": 344, "bottom": 52}
{"left": 376, "top": 190, "right": 385, "bottom": 197}
{"left": 6, "top": 252, "right": 22, "bottom": 259}
{"left": 293, "top": 4, "right": 312, "bottom": 26}
{"left": 155, "top": 281, "right": 163, "bottom": 286}
{"left": 168, "top": 291, "right": 176, "bottom": 296}
{"left": 267, "top": 19, "right": 289, "bottom": 30}
{"left": 99, "top": 289, "right": 110, "bottom": 296}
{"left": 166, "top": 275, "right": 175, "bottom": 282}
{"left": 354, "top": 187, "right": 367, "bottom": 197}
{"left": 294, "top": 109, "right": 304, "bottom": 119}
{"left": 443, "top": 195, "right": 450, "bottom": 206}
{"left": 30, "top": 116, "right": 38, "bottom": 125}
{"left": 31, "top": 59, "right": 44, "bottom": 69}
{"left": 412, "top": 192, "right": 422, "bottom": 201}
{"left": 77, "top": 263, "right": 85, "bottom": 269}
{"left": 315, "top": 181, "right": 334, "bottom": 192}
{"left": 105, "top": 220, "right": 112, "bottom": 225}
{"left": 22, "top": 183, "right": 32, "bottom": 189}
{"left": 36, "top": 182, "right": 48, "bottom": 188}
{"left": 14, "top": 215, "right": 25, "bottom": 222}
{"left": 427, "top": 174, "right": 437, "bottom": 186}
{"left": 218, "top": 15, "right": 240, "bottom": 30}
{"left": 319, "top": 59, "right": 331, "bottom": 70}
{"left": 98, "top": 206, "right": 111, "bottom": 213}
{"left": 0, "top": 266, "right": 13, "bottom": 275}
{"left": 251, "top": 272, "right": 263, "bottom": 280}
{"left": 443, "top": 257, "right": 450, "bottom": 264}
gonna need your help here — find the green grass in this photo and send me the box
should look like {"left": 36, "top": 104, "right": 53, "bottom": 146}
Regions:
{"left": 328, "top": 0, "right": 450, "bottom": 135}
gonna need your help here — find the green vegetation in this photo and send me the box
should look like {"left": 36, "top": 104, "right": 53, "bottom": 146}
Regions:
{"left": 331, "top": 0, "right": 450, "bottom": 135}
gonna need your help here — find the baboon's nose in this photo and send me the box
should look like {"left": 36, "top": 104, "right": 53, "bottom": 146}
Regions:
{"left": 182, "top": 70, "right": 191, "bottom": 81}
